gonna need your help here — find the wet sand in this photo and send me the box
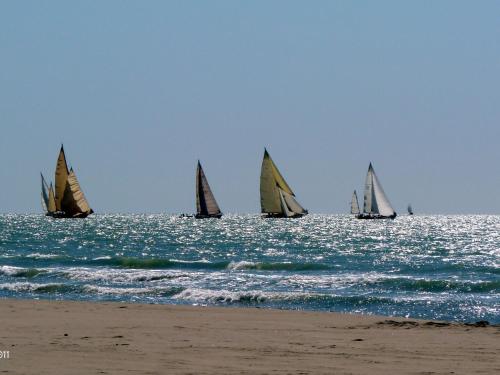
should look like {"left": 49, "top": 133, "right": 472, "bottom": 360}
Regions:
{"left": 0, "top": 299, "right": 498, "bottom": 374}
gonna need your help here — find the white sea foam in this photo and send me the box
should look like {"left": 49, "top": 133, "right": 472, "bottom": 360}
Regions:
{"left": 25, "top": 253, "right": 60, "bottom": 259}
{"left": 172, "top": 287, "right": 313, "bottom": 303}
{"left": 82, "top": 284, "right": 181, "bottom": 296}
{"left": 0, "top": 266, "right": 25, "bottom": 276}
{"left": 227, "top": 261, "right": 257, "bottom": 270}
{"left": 82, "top": 285, "right": 154, "bottom": 295}
{"left": 0, "top": 282, "right": 62, "bottom": 292}
{"left": 61, "top": 267, "right": 192, "bottom": 283}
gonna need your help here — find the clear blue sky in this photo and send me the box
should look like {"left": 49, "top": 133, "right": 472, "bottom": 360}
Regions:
{"left": 1, "top": 1, "right": 499, "bottom": 214}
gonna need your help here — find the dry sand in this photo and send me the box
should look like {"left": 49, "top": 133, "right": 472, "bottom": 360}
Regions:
{"left": 0, "top": 299, "right": 498, "bottom": 374}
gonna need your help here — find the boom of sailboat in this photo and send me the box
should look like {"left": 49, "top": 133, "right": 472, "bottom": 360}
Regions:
{"left": 41, "top": 146, "right": 406, "bottom": 219}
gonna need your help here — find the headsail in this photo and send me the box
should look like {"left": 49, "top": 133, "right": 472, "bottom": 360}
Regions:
{"left": 260, "top": 149, "right": 307, "bottom": 217}
{"left": 278, "top": 189, "right": 294, "bottom": 217}
{"left": 41, "top": 173, "right": 50, "bottom": 212}
{"left": 60, "top": 169, "right": 93, "bottom": 217}
{"left": 362, "top": 163, "right": 395, "bottom": 217}
{"left": 54, "top": 145, "right": 69, "bottom": 211}
{"left": 196, "top": 161, "right": 222, "bottom": 217}
{"left": 351, "top": 190, "right": 360, "bottom": 215}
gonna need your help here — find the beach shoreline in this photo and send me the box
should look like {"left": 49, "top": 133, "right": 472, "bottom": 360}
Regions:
{"left": 0, "top": 299, "right": 498, "bottom": 374}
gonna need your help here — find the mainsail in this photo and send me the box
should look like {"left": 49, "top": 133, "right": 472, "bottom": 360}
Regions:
{"left": 260, "top": 149, "right": 307, "bottom": 217}
{"left": 351, "top": 190, "right": 360, "bottom": 215}
{"left": 407, "top": 204, "right": 413, "bottom": 215}
{"left": 362, "top": 163, "right": 395, "bottom": 217}
{"left": 54, "top": 145, "right": 69, "bottom": 212}
{"left": 196, "top": 161, "right": 222, "bottom": 218}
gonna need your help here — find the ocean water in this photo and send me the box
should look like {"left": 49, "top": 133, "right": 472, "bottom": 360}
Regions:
{"left": 0, "top": 214, "right": 498, "bottom": 323}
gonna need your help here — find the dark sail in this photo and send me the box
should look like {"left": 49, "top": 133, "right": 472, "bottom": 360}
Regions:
{"left": 195, "top": 161, "right": 222, "bottom": 218}
{"left": 54, "top": 145, "right": 69, "bottom": 212}
{"left": 40, "top": 173, "right": 50, "bottom": 211}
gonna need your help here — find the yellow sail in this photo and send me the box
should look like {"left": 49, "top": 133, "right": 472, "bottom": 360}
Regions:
{"left": 47, "top": 184, "right": 56, "bottom": 213}
{"left": 54, "top": 146, "right": 69, "bottom": 211}
{"left": 61, "top": 170, "right": 92, "bottom": 216}
{"left": 268, "top": 150, "right": 293, "bottom": 195}
{"left": 260, "top": 149, "right": 295, "bottom": 214}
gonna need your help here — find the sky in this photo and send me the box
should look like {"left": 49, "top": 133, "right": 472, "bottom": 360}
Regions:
{"left": 1, "top": 1, "right": 499, "bottom": 214}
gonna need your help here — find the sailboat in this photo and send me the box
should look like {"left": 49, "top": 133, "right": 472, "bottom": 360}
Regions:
{"left": 195, "top": 161, "right": 222, "bottom": 219}
{"left": 351, "top": 190, "right": 360, "bottom": 215}
{"left": 356, "top": 163, "right": 396, "bottom": 220}
{"left": 41, "top": 145, "right": 93, "bottom": 218}
{"left": 260, "top": 148, "right": 308, "bottom": 218}
{"left": 407, "top": 204, "right": 414, "bottom": 215}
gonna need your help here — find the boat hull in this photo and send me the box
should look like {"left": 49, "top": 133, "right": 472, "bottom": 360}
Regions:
{"left": 195, "top": 213, "right": 223, "bottom": 219}
{"left": 356, "top": 213, "right": 397, "bottom": 220}
{"left": 262, "top": 211, "right": 308, "bottom": 219}
{"left": 46, "top": 210, "right": 93, "bottom": 219}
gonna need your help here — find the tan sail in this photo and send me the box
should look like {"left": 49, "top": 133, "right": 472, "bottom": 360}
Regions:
{"left": 54, "top": 145, "right": 69, "bottom": 211}
{"left": 260, "top": 149, "right": 307, "bottom": 216}
{"left": 260, "top": 150, "right": 281, "bottom": 213}
{"left": 61, "top": 169, "right": 92, "bottom": 216}
{"left": 47, "top": 183, "right": 56, "bottom": 214}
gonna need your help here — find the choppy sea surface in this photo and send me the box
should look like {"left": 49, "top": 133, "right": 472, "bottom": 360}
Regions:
{"left": 0, "top": 214, "right": 498, "bottom": 323}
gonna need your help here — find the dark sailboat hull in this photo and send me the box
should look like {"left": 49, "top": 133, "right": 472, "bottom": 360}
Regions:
{"left": 262, "top": 211, "right": 308, "bottom": 219}
{"left": 356, "top": 213, "right": 397, "bottom": 220}
{"left": 46, "top": 210, "right": 94, "bottom": 219}
{"left": 195, "top": 213, "right": 222, "bottom": 219}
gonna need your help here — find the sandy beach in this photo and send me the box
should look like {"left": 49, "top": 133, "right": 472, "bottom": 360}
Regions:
{"left": 0, "top": 300, "right": 497, "bottom": 374}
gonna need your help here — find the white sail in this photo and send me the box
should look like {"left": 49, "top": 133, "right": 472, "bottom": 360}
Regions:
{"left": 362, "top": 163, "right": 395, "bottom": 217}
{"left": 278, "top": 189, "right": 294, "bottom": 217}
{"left": 371, "top": 168, "right": 395, "bottom": 216}
{"left": 363, "top": 165, "right": 375, "bottom": 214}
{"left": 351, "top": 190, "right": 360, "bottom": 215}
{"left": 281, "top": 190, "right": 307, "bottom": 215}
{"left": 196, "top": 161, "right": 222, "bottom": 217}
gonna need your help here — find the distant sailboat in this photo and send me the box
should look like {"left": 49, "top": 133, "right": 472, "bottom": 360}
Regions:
{"left": 407, "top": 204, "right": 414, "bottom": 215}
{"left": 42, "top": 145, "right": 93, "bottom": 218}
{"left": 260, "top": 148, "right": 308, "bottom": 218}
{"left": 195, "top": 161, "right": 222, "bottom": 219}
{"left": 351, "top": 190, "right": 360, "bottom": 215}
{"left": 356, "top": 163, "right": 396, "bottom": 220}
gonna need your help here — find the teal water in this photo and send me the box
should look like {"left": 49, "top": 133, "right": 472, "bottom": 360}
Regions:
{"left": 0, "top": 214, "right": 498, "bottom": 323}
